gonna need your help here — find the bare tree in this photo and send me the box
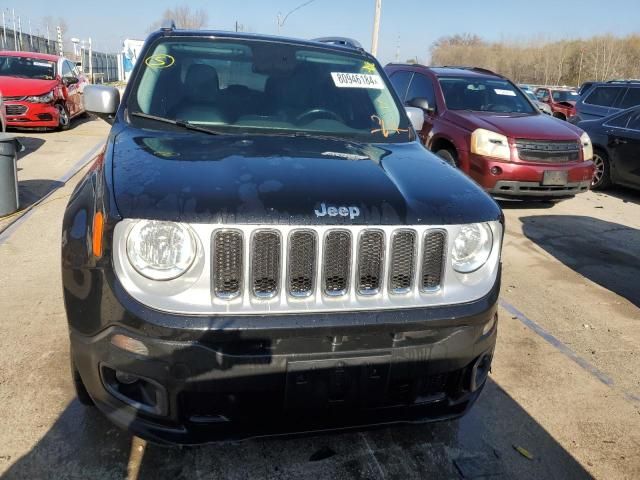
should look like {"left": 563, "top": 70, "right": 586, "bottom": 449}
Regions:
{"left": 148, "top": 5, "right": 209, "bottom": 31}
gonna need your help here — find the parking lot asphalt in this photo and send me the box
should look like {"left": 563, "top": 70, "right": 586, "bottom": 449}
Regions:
{"left": 0, "top": 118, "right": 639, "bottom": 480}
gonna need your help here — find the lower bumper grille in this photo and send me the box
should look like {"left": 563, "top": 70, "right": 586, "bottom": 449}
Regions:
{"left": 6, "top": 104, "right": 28, "bottom": 116}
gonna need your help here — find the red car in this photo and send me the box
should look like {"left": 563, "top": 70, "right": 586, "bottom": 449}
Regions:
{"left": 384, "top": 65, "right": 595, "bottom": 200}
{"left": 534, "top": 87, "right": 580, "bottom": 121}
{"left": 0, "top": 51, "right": 87, "bottom": 130}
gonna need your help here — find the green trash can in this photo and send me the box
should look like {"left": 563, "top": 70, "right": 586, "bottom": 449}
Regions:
{"left": 0, "top": 134, "right": 20, "bottom": 217}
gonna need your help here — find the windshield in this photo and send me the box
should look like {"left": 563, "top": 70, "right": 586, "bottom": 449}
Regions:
{"left": 128, "top": 38, "right": 410, "bottom": 143}
{"left": 0, "top": 55, "right": 56, "bottom": 80}
{"left": 438, "top": 76, "right": 536, "bottom": 114}
{"left": 525, "top": 90, "right": 538, "bottom": 102}
{"left": 552, "top": 90, "right": 579, "bottom": 102}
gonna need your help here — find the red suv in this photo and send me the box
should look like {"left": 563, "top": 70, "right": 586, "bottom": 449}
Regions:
{"left": 384, "top": 65, "right": 594, "bottom": 199}
{"left": 0, "top": 51, "right": 87, "bottom": 130}
{"left": 535, "top": 87, "right": 580, "bottom": 121}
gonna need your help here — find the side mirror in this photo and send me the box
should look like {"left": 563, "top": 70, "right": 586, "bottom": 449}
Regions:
{"left": 63, "top": 76, "right": 79, "bottom": 86}
{"left": 83, "top": 85, "right": 120, "bottom": 123}
{"left": 405, "top": 106, "right": 424, "bottom": 132}
{"left": 407, "top": 97, "right": 434, "bottom": 114}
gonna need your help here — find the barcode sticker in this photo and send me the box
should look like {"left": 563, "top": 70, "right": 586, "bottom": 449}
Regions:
{"left": 494, "top": 89, "right": 516, "bottom": 96}
{"left": 331, "top": 72, "right": 384, "bottom": 89}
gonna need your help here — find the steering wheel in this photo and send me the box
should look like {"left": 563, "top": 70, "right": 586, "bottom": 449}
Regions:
{"left": 296, "top": 108, "right": 343, "bottom": 125}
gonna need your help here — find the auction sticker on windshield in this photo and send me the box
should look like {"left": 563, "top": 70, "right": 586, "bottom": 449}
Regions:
{"left": 331, "top": 72, "right": 384, "bottom": 89}
{"left": 494, "top": 89, "right": 516, "bottom": 96}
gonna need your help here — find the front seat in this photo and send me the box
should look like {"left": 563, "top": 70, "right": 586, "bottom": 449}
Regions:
{"left": 184, "top": 63, "right": 220, "bottom": 103}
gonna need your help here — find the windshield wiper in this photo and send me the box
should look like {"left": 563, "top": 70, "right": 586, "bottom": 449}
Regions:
{"left": 129, "top": 111, "right": 226, "bottom": 136}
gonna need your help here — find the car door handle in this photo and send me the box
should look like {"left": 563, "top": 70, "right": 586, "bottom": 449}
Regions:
{"left": 613, "top": 138, "right": 628, "bottom": 145}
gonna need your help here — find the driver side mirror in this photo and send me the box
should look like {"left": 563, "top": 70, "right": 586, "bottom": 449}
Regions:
{"left": 407, "top": 97, "right": 434, "bottom": 114}
{"left": 83, "top": 85, "right": 120, "bottom": 123}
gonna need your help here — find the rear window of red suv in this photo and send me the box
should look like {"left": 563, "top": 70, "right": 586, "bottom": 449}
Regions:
{"left": 438, "top": 76, "right": 535, "bottom": 114}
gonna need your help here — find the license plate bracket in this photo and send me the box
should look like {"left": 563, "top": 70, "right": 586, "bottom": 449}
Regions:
{"left": 542, "top": 170, "right": 569, "bottom": 186}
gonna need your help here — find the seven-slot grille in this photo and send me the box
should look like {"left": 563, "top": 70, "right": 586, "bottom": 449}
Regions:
{"left": 211, "top": 227, "right": 447, "bottom": 301}
{"left": 515, "top": 139, "right": 580, "bottom": 163}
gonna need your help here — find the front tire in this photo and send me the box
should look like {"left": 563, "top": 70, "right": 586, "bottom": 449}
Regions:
{"left": 56, "top": 103, "right": 71, "bottom": 131}
{"left": 435, "top": 148, "right": 458, "bottom": 168}
{"left": 591, "top": 150, "right": 612, "bottom": 190}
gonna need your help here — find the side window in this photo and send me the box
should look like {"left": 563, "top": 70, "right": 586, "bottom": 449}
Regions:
{"left": 389, "top": 71, "right": 413, "bottom": 102}
{"left": 626, "top": 111, "right": 640, "bottom": 131}
{"left": 584, "top": 86, "right": 624, "bottom": 107}
{"left": 61, "top": 60, "right": 74, "bottom": 78}
{"left": 406, "top": 73, "right": 436, "bottom": 109}
{"left": 536, "top": 89, "right": 549, "bottom": 101}
{"left": 618, "top": 87, "right": 640, "bottom": 109}
{"left": 604, "top": 110, "right": 633, "bottom": 128}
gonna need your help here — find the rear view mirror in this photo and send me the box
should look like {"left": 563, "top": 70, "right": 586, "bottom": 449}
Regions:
{"left": 407, "top": 97, "right": 433, "bottom": 114}
{"left": 84, "top": 85, "right": 120, "bottom": 123}
{"left": 63, "top": 76, "right": 79, "bottom": 86}
{"left": 405, "top": 106, "right": 424, "bottom": 132}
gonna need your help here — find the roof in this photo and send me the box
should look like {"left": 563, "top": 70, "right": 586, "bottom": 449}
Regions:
{"left": 0, "top": 51, "right": 60, "bottom": 61}
{"left": 386, "top": 64, "right": 501, "bottom": 79}
{"left": 153, "top": 29, "right": 369, "bottom": 56}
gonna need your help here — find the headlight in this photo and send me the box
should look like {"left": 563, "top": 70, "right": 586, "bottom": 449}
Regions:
{"left": 452, "top": 223, "right": 494, "bottom": 273}
{"left": 25, "top": 91, "right": 55, "bottom": 103}
{"left": 470, "top": 128, "right": 511, "bottom": 161}
{"left": 580, "top": 132, "right": 593, "bottom": 161}
{"left": 126, "top": 220, "right": 196, "bottom": 281}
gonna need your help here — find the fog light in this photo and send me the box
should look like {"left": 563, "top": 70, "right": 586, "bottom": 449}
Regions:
{"left": 490, "top": 166, "right": 502, "bottom": 175}
{"left": 111, "top": 334, "right": 149, "bottom": 356}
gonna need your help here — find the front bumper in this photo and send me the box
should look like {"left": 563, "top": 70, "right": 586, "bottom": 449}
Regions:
{"left": 467, "top": 153, "right": 594, "bottom": 198}
{"left": 5, "top": 101, "right": 59, "bottom": 128}
{"left": 69, "top": 280, "right": 499, "bottom": 445}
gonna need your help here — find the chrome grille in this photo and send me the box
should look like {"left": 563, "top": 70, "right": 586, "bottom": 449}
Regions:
{"left": 421, "top": 230, "right": 446, "bottom": 290}
{"left": 251, "top": 231, "right": 281, "bottom": 298}
{"left": 389, "top": 230, "right": 416, "bottom": 293}
{"left": 357, "top": 230, "right": 384, "bottom": 294}
{"left": 6, "top": 104, "right": 27, "bottom": 116}
{"left": 212, "top": 230, "right": 243, "bottom": 299}
{"left": 288, "top": 230, "right": 317, "bottom": 297}
{"left": 323, "top": 230, "right": 352, "bottom": 296}
{"left": 515, "top": 139, "right": 580, "bottom": 163}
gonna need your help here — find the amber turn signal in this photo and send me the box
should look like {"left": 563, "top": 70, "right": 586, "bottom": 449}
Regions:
{"left": 92, "top": 211, "right": 104, "bottom": 258}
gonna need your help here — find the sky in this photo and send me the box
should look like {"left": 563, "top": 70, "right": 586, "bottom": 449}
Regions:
{"left": 3, "top": 0, "right": 640, "bottom": 64}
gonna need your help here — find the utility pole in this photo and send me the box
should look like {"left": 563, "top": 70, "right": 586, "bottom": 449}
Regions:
{"left": 371, "top": 0, "right": 382, "bottom": 57}
{"left": 395, "top": 35, "right": 400, "bottom": 62}
{"left": 12, "top": 9, "right": 17, "bottom": 51}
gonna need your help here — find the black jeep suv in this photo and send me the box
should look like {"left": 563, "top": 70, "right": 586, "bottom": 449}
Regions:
{"left": 62, "top": 26, "right": 503, "bottom": 444}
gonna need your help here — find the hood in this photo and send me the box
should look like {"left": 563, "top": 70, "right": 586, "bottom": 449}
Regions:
{"left": 110, "top": 129, "right": 501, "bottom": 226}
{"left": 0, "top": 76, "right": 58, "bottom": 97}
{"left": 448, "top": 111, "right": 582, "bottom": 140}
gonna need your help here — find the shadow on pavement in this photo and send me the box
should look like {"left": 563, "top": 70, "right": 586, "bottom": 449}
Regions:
{"left": 13, "top": 137, "right": 46, "bottom": 161}
{"left": 497, "top": 199, "right": 558, "bottom": 211}
{"left": 521, "top": 215, "right": 640, "bottom": 308}
{"left": 2, "top": 377, "right": 592, "bottom": 480}
{"left": 594, "top": 186, "right": 640, "bottom": 206}
{"left": 17, "top": 179, "right": 65, "bottom": 210}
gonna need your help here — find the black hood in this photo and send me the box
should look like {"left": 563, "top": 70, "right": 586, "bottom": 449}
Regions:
{"left": 110, "top": 129, "right": 500, "bottom": 225}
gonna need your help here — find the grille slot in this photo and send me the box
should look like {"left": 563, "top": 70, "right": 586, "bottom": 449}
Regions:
{"left": 323, "top": 230, "right": 352, "bottom": 296}
{"left": 212, "top": 231, "right": 243, "bottom": 299}
{"left": 288, "top": 230, "right": 317, "bottom": 297}
{"left": 251, "top": 231, "right": 281, "bottom": 298}
{"left": 421, "top": 230, "right": 446, "bottom": 290}
{"left": 389, "top": 230, "right": 416, "bottom": 293}
{"left": 6, "top": 104, "right": 27, "bottom": 116}
{"left": 357, "top": 230, "right": 384, "bottom": 295}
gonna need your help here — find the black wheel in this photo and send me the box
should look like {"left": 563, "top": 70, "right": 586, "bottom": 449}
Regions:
{"left": 435, "top": 148, "right": 458, "bottom": 168}
{"left": 70, "top": 353, "right": 94, "bottom": 406}
{"left": 591, "top": 150, "right": 612, "bottom": 190}
{"left": 56, "top": 103, "right": 71, "bottom": 131}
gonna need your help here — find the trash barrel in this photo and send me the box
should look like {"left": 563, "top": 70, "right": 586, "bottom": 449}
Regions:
{"left": 0, "top": 134, "right": 19, "bottom": 217}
